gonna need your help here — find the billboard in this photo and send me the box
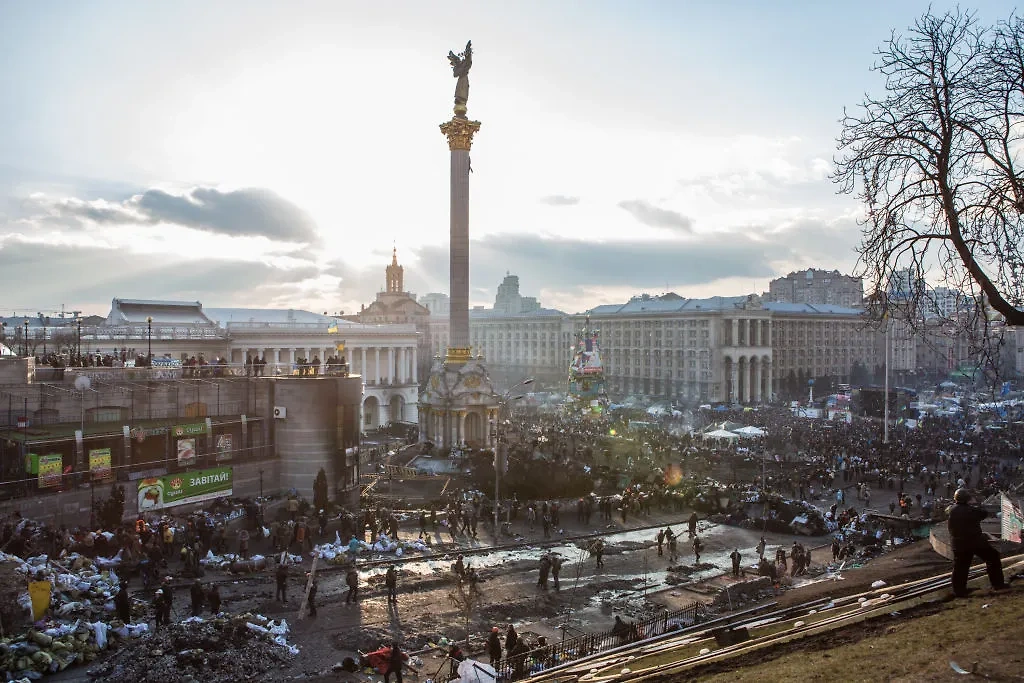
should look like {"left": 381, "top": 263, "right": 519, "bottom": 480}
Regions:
{"left": 137, "top": 466, "right": 232, "bottom": 512}
{"left": 89, "top": 448, "right": 113, "bottom": 482}
{"left": 38, "top": 454, "right": 62, "bottom": 489}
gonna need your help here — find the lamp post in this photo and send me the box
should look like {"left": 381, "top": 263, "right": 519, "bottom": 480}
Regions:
{"left": 23, "top": 320, "right": 29, "bottom": 358}
{"left": 0, "top": 322, "right": 6, "bottom": 351}
{"left": 42, "top": 318, "right": 48, "bottom": 357}
{"left": 76, "top": 317, "right": 82, "bottom": 366}
{"left": 494, "top": 377, "right": 534, "bottom": 534}
{"left": 146, "top": 316, "right": 153, "bottom": 367}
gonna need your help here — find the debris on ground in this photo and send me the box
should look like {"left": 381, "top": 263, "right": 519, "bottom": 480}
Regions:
{"left": 88, "top": 613, "right": 297, "bottom": 682}
{"left": 314, "top": 532, "right": 431, "bottom": 564}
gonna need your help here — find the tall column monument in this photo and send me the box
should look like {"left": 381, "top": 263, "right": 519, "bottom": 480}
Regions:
{"left": 440, "top": 41, "right": 480, "bottom": 363}
{"left": 420, "top": 40, "right": 498, "bottom": 450}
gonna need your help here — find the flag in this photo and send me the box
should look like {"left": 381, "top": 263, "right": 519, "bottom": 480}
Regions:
{"left": 327, "top": 322, "right": 338, "bottom": 334}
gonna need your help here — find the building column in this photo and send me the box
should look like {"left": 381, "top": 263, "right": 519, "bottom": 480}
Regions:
{"left": 753, "top": 358, "right": 762, "bottom": 403}
{"left": 765, "top": 361, "right": 773, "bottom": 402}
{"left": 388, "top": 347, "right": 396, "bottom": 384}
{"left": 396, "top": 348, "right": 405, "bottom": 384}
{"left": 766, "top": 320, "right": 773, "bottom": 347}
{"left": 411, "top": 346, "right": 418, "bottom": 383}
{"left": 359, "top": 347, "right": 366, "bottom": 379}
{"left": 458, "top": 410, "right": 467, "bottom": 445}
{"left": 730, "top": 358, "right": 739, "bottom": 403}
{"left": 374, "top": 347, "right": 381, "bottom": 384}
{"left": 732, "top": 319, "right": 739, "bottom": 347}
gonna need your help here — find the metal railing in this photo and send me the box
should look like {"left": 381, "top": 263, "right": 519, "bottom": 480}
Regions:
{"left": 494, "top": 601, "right": 707, "bottom": 680}
{"left": 58, "top": 362, "right": 352, "bottom": 381}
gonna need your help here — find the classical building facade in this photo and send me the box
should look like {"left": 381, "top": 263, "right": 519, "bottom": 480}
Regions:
{"left": 80, "top": 299, "right": 419, "bottom": 430}
{"left": 348, "top": 249, "right": 433, "bottom": 385}
{"left": 766, "top": 302, "right": 876, "bottom": 387}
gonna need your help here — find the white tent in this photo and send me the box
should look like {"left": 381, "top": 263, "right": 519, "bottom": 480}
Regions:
{"left": 704, "top": 429, "right": 739, "bottom": 440}
{"left": 734, "top": 425, "right": 765, "bottom": 437}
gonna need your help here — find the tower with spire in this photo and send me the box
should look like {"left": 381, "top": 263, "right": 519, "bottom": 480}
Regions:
{"left": 386, "top": 246, "right": 404, "bottom": 294}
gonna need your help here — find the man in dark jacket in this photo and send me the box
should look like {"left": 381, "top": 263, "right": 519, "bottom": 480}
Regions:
{"left": 487, "top": 626, "right": 503, "bottom": 665}
{"left": 190, "top": 579, "right": 205, "bottom": 617}
{"left": 384, "top": 641, "right": 407, "bottom": 683}
{"left": 947, "top": 489, "right": 1007, "bottom": 597}
{"left": 114, "top": 584, "right": 131, "bottom": 623}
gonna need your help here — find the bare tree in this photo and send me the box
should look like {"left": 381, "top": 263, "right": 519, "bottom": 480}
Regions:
{"left": 835, "top": 9, "right": 1024, "bottom": 379}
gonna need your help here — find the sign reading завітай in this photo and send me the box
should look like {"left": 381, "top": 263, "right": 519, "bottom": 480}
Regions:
{"left": 137, "top": 466, "right": 232, "bottom": 511}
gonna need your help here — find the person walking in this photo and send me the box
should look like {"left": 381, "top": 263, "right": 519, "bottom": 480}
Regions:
{"left": 384, "top": 641, "right": 408, "bottom": 683}
{"left": 730, "top": 549, "right": 741, "bottom": 577}
{"left": 538, "top": 554, "right": 551, "bottom": 589}
{"left": 190, "top": 579, "right": 205, "bottom": 617}
{"left": 592, "top": 539, "right": 605, "bottom": 569}
{"left": 153, "top": 589, "right": 167, "bottom": 629}
{"left": 307, "top": 575, "right": 318, "bottom": 617}
{"left": 385, "top": 565, "right": 398, "bottom": 603}
{"left": 114, "top": 583, "right": 131, "bottom": 624}
{"left": 345, "top": 566, "right": 359, "bottom": 604}
{"left": 487, "top": 627, "right": 503, "bottom": 665}
{"left": 551, "top": 554, "right": 563, "bottom": 591}
{"left": 207, "top": 584, "right": 221, "bottom": 614}
{"left": 947, "top": 489, "right": 1008, "bottom": 597}
{"left": 656, "top": 528, "right": 665, "bottom": 556}
{"left": 756, "top": 536, "right": 766, "bottom": 560}
{"left": 276, "top": 561, "right": 288, "bottom": 603}
{"left": 692, "top": 536, "right": 703, "bottom": 565}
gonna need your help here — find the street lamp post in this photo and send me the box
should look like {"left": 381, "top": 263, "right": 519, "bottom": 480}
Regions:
{"left": 494, "top": 378, "right": 534, "bottom": 534}
{"left": 76, "top": 317, "right": 82, "bottom": 366}
{"left": 42, "top": 318, "right": 48, "bottom": 357}
{"left": 146, "top": 316, "right": 153, "bottom": 366}
{"left": 23, "top": 320, "right": 29, "bottom": 358}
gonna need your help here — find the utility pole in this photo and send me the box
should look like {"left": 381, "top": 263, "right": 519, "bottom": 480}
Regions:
{"left": 883, "top": 316, "right": 890, "bottom": 445}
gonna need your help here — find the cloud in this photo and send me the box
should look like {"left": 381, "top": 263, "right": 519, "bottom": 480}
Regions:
{"left": 413, "top": 232, "right": 787, "bottom": 309}
{"left": 29, "top": 186, "right": 319, "bottom": 243}
{"left": 0, "top": 237, "right": 324, "bottom": 311}
{"left": 539, "top": 195, "right": 580, "bottom": 206}
{"left": 617, "top": 199, "right": 693, "bottom": 232}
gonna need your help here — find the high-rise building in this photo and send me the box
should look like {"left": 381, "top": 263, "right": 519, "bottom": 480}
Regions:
{"left": 767, "top": 269, "right": 864, "bottom": 307}
{"left": 493, "top": 273, "right": 540, "bottom": 314}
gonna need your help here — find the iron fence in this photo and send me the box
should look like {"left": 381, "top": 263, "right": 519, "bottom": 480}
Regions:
{"left": 493, "top": 601, "right": 707, "bottom": 681}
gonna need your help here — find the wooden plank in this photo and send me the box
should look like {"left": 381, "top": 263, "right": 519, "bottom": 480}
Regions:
{"left": 296, "top": 555, "right": 318, "bottom": 621}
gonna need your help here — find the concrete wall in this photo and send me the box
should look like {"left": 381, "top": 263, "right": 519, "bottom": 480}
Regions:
{"left": 269, "top": 376, "right": 362, "bottom": 504}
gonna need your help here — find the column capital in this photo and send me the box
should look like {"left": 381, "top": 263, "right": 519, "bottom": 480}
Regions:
{"left": 440, "top": 117, "right": 482, "bottom": 151}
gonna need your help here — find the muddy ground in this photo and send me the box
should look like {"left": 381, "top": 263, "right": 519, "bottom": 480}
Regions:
{"left": 41, "top": 493, "right": 952, "bottom": 683}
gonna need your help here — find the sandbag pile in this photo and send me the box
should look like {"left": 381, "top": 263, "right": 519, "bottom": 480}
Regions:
{"left": 314, "top": 532, "right": 430, "bottom": 565}
{"left": 88, "top": 612, "right": 297, "bottom": 683}
{"left": 0, "top": 619, "right": 148, "bottom": 677}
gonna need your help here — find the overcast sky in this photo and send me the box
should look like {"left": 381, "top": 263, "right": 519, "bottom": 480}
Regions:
{"left": 1, "top": 1, "right": 1016, "bottom": 318}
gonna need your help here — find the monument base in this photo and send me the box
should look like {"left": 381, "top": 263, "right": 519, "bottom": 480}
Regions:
{"left": 420, "top": 352, "right": 499, "bottom": 451}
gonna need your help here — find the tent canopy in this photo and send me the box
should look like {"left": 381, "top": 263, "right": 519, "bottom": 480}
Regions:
{"left": 704, "top": 429, "right": 739, "bottom": 440}
{"left": 734, "top": 425, "right": 765, "bottom": 436}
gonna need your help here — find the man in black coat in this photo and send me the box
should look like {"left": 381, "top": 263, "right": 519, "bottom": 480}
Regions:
{"left": 947, "top": 489, "right": 1007, "bottom": 597}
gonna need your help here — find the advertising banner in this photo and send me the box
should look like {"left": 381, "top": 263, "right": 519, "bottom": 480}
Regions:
{"left": 215, "top": 434, "right": 233, "bottom": 462}
{"left": 177, "top": 438, "right": 197, "bottom": 466}
{"left": 174, "top": 423, "right": 207, "bottom": 437}
{"left": 38, "top": 454, "right": 62, "bottom": 489}
{"left": 137, "top": 466, "right": 232, "bottom": 511}
{"left": 89, "top": 448, "right": 113, "bottom": 482}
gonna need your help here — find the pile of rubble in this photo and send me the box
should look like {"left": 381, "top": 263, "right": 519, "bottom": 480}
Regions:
{"left": 88, "top": 613, "right": 297, "bottom": 683}
{"left": 314, "top": 532, "right": 430, "bottom": 565}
